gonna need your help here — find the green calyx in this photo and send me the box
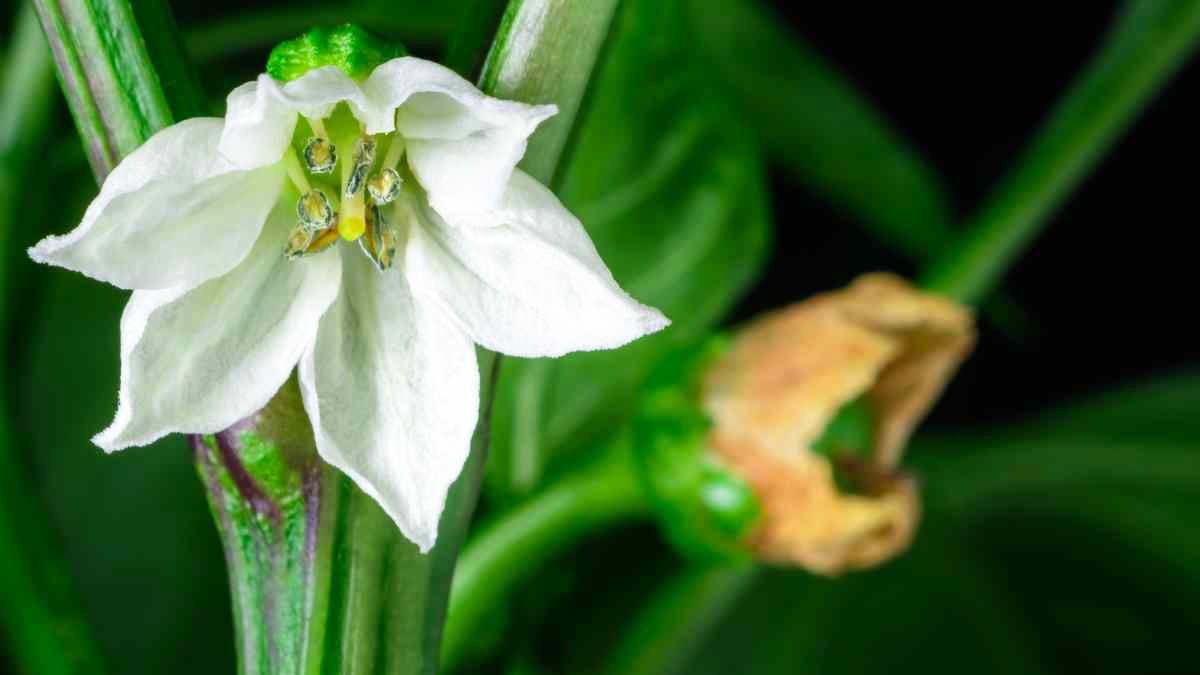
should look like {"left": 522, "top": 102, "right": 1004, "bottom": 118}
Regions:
{"left": 267, "top": 24, "right": 407, "bottom": 83}
{"left": 633, "top": 337, "right": 762, "bottom": 562}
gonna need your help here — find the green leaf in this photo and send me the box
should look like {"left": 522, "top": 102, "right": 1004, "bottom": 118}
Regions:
{"left": 684, "top": 0, "right": 954, "bottom": 260}
{"left": 486, "top": 0, "right": 772, "bottom": 499}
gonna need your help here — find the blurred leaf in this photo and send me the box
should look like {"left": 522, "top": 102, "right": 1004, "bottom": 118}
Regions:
{"left": 684, "top": 0, "right": 954, "bottom": 259}
{"left": 1031, "top": 371, "right": 1200, "bottom": 444}
{"left": 8, "top": 183, "right": 232, "bottom": 675}
{"left": 675, "top": 517, "right": 1055, "bottom": 675}
{"left": 184, "top": 0, "right": 473, "bottom": 64}
{"left": 486, "top": 0, "right": 772, "bottom": 499}
{"left": 922, "top": 0, "right": 1200, "bottom": 303}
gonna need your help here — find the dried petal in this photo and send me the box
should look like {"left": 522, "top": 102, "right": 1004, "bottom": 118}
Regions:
{"left": 703, "top": 273, "right": 974, "bottom": 574}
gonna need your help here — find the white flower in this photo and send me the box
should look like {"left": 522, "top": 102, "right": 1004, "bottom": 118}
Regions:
{"left": 29, "top": 56, "right": 668, "bottom": 551}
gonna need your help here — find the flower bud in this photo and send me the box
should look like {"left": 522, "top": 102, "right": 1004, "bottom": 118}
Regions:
{"left": 267, "top": 24, "right": 407, "bottom": 83}
{"left": 703, "top": 273, "right": 974, "bottom": 574}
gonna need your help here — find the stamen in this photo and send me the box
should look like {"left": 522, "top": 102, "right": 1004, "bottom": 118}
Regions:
{"left": 285, "top": 221, "right": 340, "bottom": 259}
{"left": 345, "top": 137, "right": 376, "bottom": 197}
{"left": 358, "top": 204, "right": 398, "bottom": 271}
{"left": 305, "top": 224, "right": 342, "bottom": 255}
{"left": 367, "top": 168, "right": 402, "bottom": 204}
{"left": 306, "top": 116, "right": 330, "bottom": 140}
{"left": 380, "top": 134, "right": 406, "bottom": 171}
{"left": 284, "top": 148, "right": 313, "bottom": 194}
{"left": 297, "top": 190, "right": 334, "bottom": 231}
{"left": 303, "top": 137, "right": 337, "bottom": 174}
{"left": 284, "top": 225, "right": 314, "bottom": 259}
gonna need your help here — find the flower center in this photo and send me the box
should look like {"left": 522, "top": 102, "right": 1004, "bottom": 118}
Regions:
{"left": 283, "top": 106, "right": 406, "bottom": 271}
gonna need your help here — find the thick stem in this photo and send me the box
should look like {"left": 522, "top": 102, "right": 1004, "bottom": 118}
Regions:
{"left": 194, "top": 358, "right": 498, "bottom": 675}
{"left": 441, "top": 439, "right": 647, "bottom": 670}
{"left": 921, "top": 0, "right": 1200, "bottom": 305}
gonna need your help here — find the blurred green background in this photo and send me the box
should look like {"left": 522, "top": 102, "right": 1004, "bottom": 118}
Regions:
{"left": 2, "top": 0, "right": 1198, "bottom": 674}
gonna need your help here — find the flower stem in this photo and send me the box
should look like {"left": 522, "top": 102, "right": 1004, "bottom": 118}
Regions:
{"left": 0, "top": 6, "right": 111, "bottom": 674}
{"left": 32, "top": 0, "right": 207, "bottom": 178}
{"left": 441, "top": 436, "right": 648, "bottom": 670}
{"left": 920, "top": 0, "right": 1200, "bottom": 305}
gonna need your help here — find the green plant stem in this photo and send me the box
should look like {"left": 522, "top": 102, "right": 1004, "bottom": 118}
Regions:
{"left": 921, "top": 0, "right": 1200, "bottom": 305}
{"left": 480, "top": 0, "right": 622, "bottom": 185}
{"left": 193, "top": 361, "right": 500, "bottom": 675}
{"left": 0, "top": 6, "right": 111, "bottom": 675}
{"left": 33, "top": 0, "right": 207, "bottom": 179}
{"left": 442, "top": 440, "right": 647, "bottom": 670}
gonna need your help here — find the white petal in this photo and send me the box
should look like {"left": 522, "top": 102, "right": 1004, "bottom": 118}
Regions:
{"left": 405, "top": 170, "right": 669, "bottom": 358}
{"left": 219, "top": 68, "right": 381, "bottom": 167}
{"left": 93, "top": 198, "right": 341, "bottom": 450}
{"left": 219, "top": 77, "right": 299, "bottom": 169}
{"left": 30, "top": 118, "right": 284, "bottom": 291}
{"left": 363, "top": 57, "right": 556, "bottom": 215}
{"left": 298, "top": 248, "right": 480, "bottom": 552}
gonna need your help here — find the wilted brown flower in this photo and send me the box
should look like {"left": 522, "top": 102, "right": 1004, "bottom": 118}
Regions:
{"left": 702, "top": 273, "right": 975, "bottom": 574}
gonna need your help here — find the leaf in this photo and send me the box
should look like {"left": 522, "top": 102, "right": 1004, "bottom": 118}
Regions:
{"left": 11, "top": 231, "right": 233, "bottom": 675}
{"left": 486, "top": 0, "right": 772, "bottom": 499}
{"left": 684, "top": 0, "right": 954, "bottom": 260}
{"left": 922, "top": 0, "right": 1200, "bottom": 302}
{"left": 1030, "top": 370, "right": 1200, "bottom": 444}
{"left": 674, "top": 518, "right": 1055, "bottom": 675}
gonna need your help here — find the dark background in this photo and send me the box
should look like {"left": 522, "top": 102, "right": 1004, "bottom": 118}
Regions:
{"left": 2, "top": 1, "right": 1197, "bottom": 674}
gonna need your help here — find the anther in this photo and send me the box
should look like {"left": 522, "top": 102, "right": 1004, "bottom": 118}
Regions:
{"left": 345, "top": 137, "right": 376, "bottom": 197}
{"left": 285, "top": 221, "right": 340, "bottom": 260}
{"left": 358, "top": 204, "right": 398, "bottom": 271}
{"left": 367, "top": 168, "right": 402, "bottom": 204}
{"left": 303, "top": 137, "right": 338, "bottom": 174}
{"left": 285, "top": 225, "right": 314, "bottom": 259}
{"left": 297, "top": 190, "right": 334, "bottom": 231}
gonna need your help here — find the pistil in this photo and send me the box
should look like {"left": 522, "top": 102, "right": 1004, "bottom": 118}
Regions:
{"left": 338, "top": 137, "right": 376, "bottom": 241}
